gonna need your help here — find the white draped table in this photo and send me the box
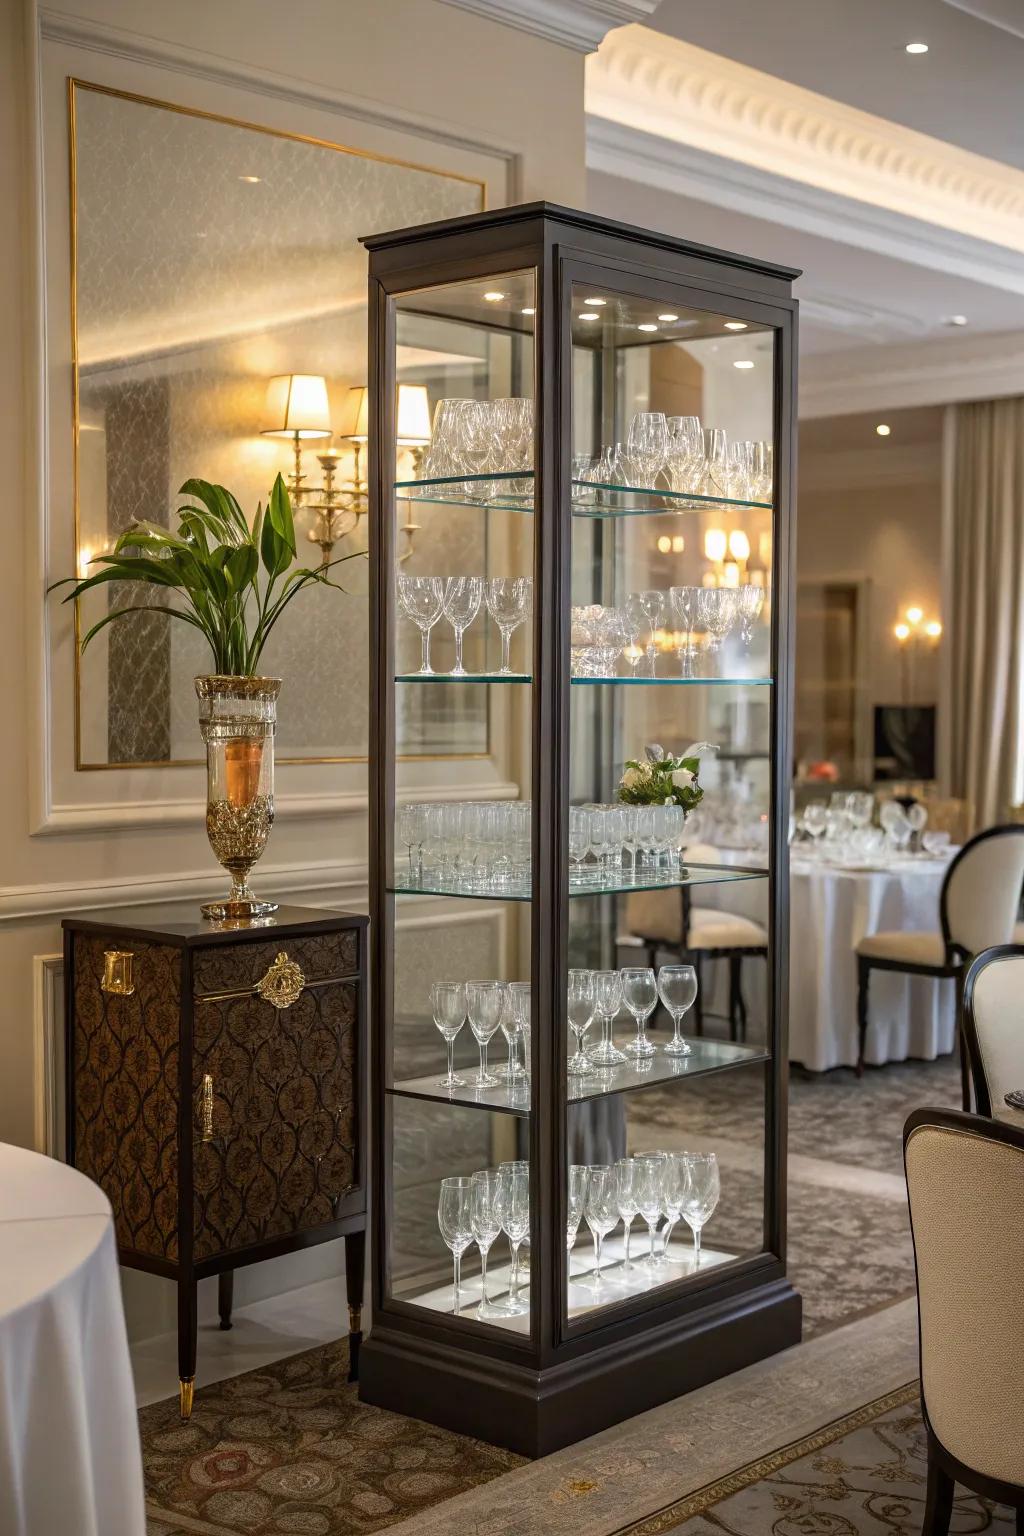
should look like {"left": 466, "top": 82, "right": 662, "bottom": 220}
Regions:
{"left": 0, "top": 1142, "right": 146, "bottom": 1536}
{"left": 699, "top": 850, "right": 957, "bottom": 1072}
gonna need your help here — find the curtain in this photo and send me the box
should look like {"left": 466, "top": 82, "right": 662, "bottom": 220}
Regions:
{"left": 949, "top": 398, "right": 1024, "bottom": 828}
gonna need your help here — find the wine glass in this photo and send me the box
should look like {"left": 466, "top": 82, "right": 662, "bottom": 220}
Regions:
{"left": 485, "top": 576, "right": 532, "bottom": 675}
{"left": 584, "top": 1165, "right": 619, "bottom": 1284}
{"left": 703, "top": 428, "right": 729, "bottom": 495}
{"left": 679, "top": 1151, "right": 720, "bottom": 1271}
{"left": 658, "top": 963, "right": 697, "bottom": 1056}
{"left": 569, "top": 807, "right": 592, "bottom": 885}
{"left": 397, "top": 802, "right": 426, "bottom": 879}
{"left": 502, "top": 981, "right": 530, "bottom": 1082}
{"left": 629, "top": 590, "right": 665, "bottom": 677}
{"left": 590, "top": 969, "right": 627, "bottom": 1067}
{"left": 465, "top": 980, "right": 505, "bottom": 1087}
{"left": 567, "top": 1164, "right": 589, "bottom": 1263}
{"left": 442, "top": 576, "right": 483, "bottom": 676}
{"left": 621, "top": 966, "right": 658, "bottom": 1058}
{"left": 622, "top": 596, "right": 645, "bottom": 676}
{"left": 437, "top": 1176, "right": 474, "bottom": 1314}
{"left": 495, "top": 1162, "right": 530, "bottom": 1315}
{"left": 670, "top": 585, "right": 701, "bottom": 676}
{"left": 923, "top": 829, "right": 951, "bottom": 857}
{"left": 614, "top": 1157, "right": 640, "bottom": 1269}
{"left": 634, "top": 1153, "right": 667, "bottom": 1266}
{"left": 430, "top": 980, "right": 467, "bottom": 1089}
{"left": 625, "top": 412, "right": 668, "bottom": 487}
{"left": 567, "top": 968, "right": 596, "bottom": 1074}
{"left": 737, "top": 584, "right": 764, "bottom": 647}
{"left": 471, "top": 1168, "right": 503, "bottom": 1317}
{"left": 697, "top": 587, "right": 740, "bottom": 654}
{"left": 660, "top": 1152, "right": 687, "bottom": 1260}
{"left": 666, "top": 415, "right": 703, "bottom": 492}
{"left": 397, "top": 574, "right": 444, "bottom": 675}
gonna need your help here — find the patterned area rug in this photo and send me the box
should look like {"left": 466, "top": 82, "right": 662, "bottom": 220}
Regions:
{"left": 142, "top": 1339, "right": 523, "bottom": 1535}
{"left": 614, "top": 1384, "right": 1016, "bottom": 1535}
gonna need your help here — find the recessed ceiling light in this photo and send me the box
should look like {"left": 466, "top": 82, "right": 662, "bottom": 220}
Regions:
{"left": 733, "top": 359, "right": 755, "bottom": 370}
{"left": 521, "top": 306, "right": 536, "bottom": 316}
{"left": 657, "top": 313, "right": 679, "bottom": 322}
{"left": 724, "top": 321, "right": 747, "bottom": 331}
{"left": 583, "top": 297, "right": 607, "bottom": 306}
{"left": 905, "top": 41, "right": 928, "bottom": 53}
{"left": 238, "top": 174, "right": 262, "bottom": 183}
{"left": 637, "top": 323, "right": 658, "bottom": 333}
{"left": 578, "top": 312, "right": 600, "bottom": 321}
{"left": 944, "top": 313, "right": 968, "bottom": 327}
{"left": 482, "top": 291, "right": 505, "bottom": 302}
{"left": 876, "top": 423, "right": 891, "bottom": 437}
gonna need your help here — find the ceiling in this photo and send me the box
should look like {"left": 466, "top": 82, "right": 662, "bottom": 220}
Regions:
{"left": 647, "top": 0, "right": 1024, "bottom": 170}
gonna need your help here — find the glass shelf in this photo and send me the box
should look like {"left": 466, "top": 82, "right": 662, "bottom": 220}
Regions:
{"left": 390, "top": 1037, "right": 767, "bottom": 1116}
{"left": 389, "top": 862, "right": 768, "bottom": 902}
{"left": 395, "top": 673, "right": 772, "bottom": 687}
{"left": 395, "top": 471, "right": 771, "bottom": 517}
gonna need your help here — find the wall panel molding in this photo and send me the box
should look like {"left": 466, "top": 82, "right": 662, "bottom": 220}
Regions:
{"left": 436, "top": 0, "right": 657, "bottom": 52}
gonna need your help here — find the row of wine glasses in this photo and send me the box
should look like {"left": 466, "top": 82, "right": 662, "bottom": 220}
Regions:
{"left": 430, "top": 979, "right": 531, "bottom": 1090}
{"left": 568, "top": 1152, "right": 721, "bottom": 1284}
{"left": 570, "top": 803, "right": 688, "bottom": 882}
{"left": 794, "top": 795, "right": 951, "bottom": 864}
{"left": 568, "top": 964, "right": 697, "bottom": 1071}
{"left": 571, "top": 585, "right": 764, "bottom": 679}
{"left": 397, "top": 574, "right": 532, "bottom": 675}
{"left": 419, "top": 397, "right": 534, "bottom": 489}
{"left": 574, "top": 415, "right": 772, "bottom": 502}
{"left": 438, "top": 1160, "right": 530, "bottom": 1316}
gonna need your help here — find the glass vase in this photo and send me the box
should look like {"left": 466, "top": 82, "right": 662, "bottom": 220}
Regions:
{"left": 195, "top": 675, "right": 281, "bottom": 921}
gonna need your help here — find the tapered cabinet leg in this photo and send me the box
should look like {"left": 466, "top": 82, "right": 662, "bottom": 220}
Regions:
{"left": 178, "top": 1275, "right": 198, "bottom": 1420}
{"left": 922, "top": 1440, "right": 954, "bottom": 1536}
{"left": 856, "top": 957, "right": 870, "bottom": 1077}
{"left": 345, "top": 1229, "right": 366, "bottom": 1383}
{"left": 218, "top": 1270, "right": 234, "bottom": 1331}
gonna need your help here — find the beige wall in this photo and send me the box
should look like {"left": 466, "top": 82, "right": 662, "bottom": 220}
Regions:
{"left": 0, "top": 0, "right": 584, "bottom": 1333}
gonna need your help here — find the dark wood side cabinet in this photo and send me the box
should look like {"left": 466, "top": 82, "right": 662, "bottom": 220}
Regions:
{"left": 62, "top": 904, "right": 368, "bottom": 1418}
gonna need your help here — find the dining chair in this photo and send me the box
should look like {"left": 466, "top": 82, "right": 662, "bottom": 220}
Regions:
{"left": 961, "top": 944, "right": 1024, "bottom": 1120}
{"left": 856, "top": 825, "right": 1024, "bottom": 1100}
{"left": 903, "top": 1108, "right": 1024, "bottom": 1535}
{"left": 621, "top": 844, "right": 768, "bottom": 1041}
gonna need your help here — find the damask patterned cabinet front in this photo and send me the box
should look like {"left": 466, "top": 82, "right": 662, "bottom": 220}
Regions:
{"left": 63, "top": 905, "right": 368, "bottom": 1419}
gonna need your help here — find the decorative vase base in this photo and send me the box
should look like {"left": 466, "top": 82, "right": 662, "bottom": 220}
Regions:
{"left": 201, "top": 897, "right": 279, "bottom": 922}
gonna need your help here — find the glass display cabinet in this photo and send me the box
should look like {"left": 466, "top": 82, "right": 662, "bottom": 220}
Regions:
{"left": 360, "top": 203, "right": 800, "bottom": 1455}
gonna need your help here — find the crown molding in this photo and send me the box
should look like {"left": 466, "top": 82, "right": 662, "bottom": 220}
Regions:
{"left": 800, "top": 330, "right": 1024, "bottom": 418}
{"left": 435, "top": 0, "right": 658, "bottom": 53}
{"left": 586, "top": 27, "right": 1024, "bottom": 259}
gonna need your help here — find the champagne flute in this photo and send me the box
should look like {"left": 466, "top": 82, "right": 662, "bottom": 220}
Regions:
{"left": 567, "top": 967, "right": 596, "bottom": 1074}
{"left": 501, "top": 981, "right": 530, "bottom": 1082}
{"left": 442, "top": 576, "right": 483, "bottom": 676}
{"left": 614, "top": 1157, "right": 639, "bottom": 1269}
{"left": 567, "top": 1164, "right": 589, "bottom": 1262}
{"left": 621, "top": 966, "right": 658, "bottom": 1058}
{"left": 437, "top": 1176, "right": 474, "bottom": 1314}
{"left": 397, "top": 574, "right": 444, "bottom": 675}
{"left": 658, "top": 963, "right": 697, "bottom": 1056}
{"left": 584, "top": 1165, "right": 618, "bottom": 1284}
{"left": 465, "top": 979, "right": 505, "bottom": 1087}
{"left": 679, "top": 1151, "right": 720, "bottom": 1270}
{"left": 430, "top": 980, "right": 467, "bottom": 1089}
{"left": 471, "top": 1169, "right": 502, "bottom": 1316}
{"left": 495, "top": 1162, "right": 530, "bottom": 1315}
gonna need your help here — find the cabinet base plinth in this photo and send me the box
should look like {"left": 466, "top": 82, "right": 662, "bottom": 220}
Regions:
{"left": 359, "top": 1277, "right": 801, "bottom": 1457}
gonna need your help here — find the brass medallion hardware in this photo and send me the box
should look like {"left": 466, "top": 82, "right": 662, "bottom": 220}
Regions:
{"left": 255, "top": 951, "right": 306, "bottom": 1009}
{"left": 101, "top": 949, "right": 135, "bottom": 996}
{"left": 200, "top": 1074, "right": 214, "bottom": 1142}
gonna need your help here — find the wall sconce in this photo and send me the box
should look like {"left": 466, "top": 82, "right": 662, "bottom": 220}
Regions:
{"left": 655, "top": 533, "right": 686, "bottom": 555}
{"left": 260, "top": 374, "right": 332, "bottom": 502}
{"left": 338, "top": 382, "right": 432, "bottom": 561}
{"left": 893, "top": 606, "right": 942, "bottom": 645}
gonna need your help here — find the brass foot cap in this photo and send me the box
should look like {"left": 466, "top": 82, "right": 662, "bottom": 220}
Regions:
{"left": 179, "top": 1377, "right": 195, "bottom": 1420}
{"left": 201, "top": 899, "right": 279, "bottom": 921}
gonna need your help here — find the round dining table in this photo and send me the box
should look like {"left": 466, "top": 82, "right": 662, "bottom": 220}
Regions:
{"left": 698, "top": 848, "right": 957, "bottom": 1072}
{"left": 0, "top": 1142, "right": 146, "bottom": 1535}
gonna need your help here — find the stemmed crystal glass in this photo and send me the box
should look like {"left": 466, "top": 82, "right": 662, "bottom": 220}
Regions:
{"left": 437, "top": 1176, "right": 474, "bottom": 1315}
{"left": 567, "top": 1164, "right": 589, "bottom": 1261}
{"left": 430, "top": 980, "right": 467, "bottom": 1089}
{"left": 590, "top": 969, "right": 627, "bottom": 1067}
{"left": 398, "top": 574, "right": 444, "bottom": 674}
{"left": 567, "top": 968, "right": 596, "bottom": 1074}
{"left": 666, "top": 415, "right": 703, "bottom": 491}
{"left": 485, "top": 576, "right": 532, "bottom": 675}
{"left": 442, "top": 576, "right": 483, "bottom": 676}
{"left": 670, "top": 585, "right": 701, "bottom": 676}
{"left": 495, "top": 1162, "right": 530, "bottom": 1315}
{"left": 625, "top": 412, "right": 668, "bottom": 487}
{"left": 697, "top": 586, "right": 740, "bottom": 655}
{"left": 501, "top": 981, "right": 530, "bottom": 1083}
{"left": 737, "top": 584, "right": 765, "bottom": 647}
{"left": 660, "top": 1152, "right": 687, "bottom": 1260}
{"left": 569, "top": 807, "right": 592, "bottom": 884}
{"left": 635, "top": 1154, "right": 667, "bottom": 1266}
{"left": 470, "top": 1169, "right": 502, "bottom": 1316}
{"left": 622, "top": 597, "right": 645, "bottom": 676}
{"left": 658, "top": 963, "right": 698, "bottom": 1056}
{"left": 614, "top": 1157, "right": 639, "bottom": 1268}
{"left": 398, "top": 802, "right": 426, "bottom": 879}
{"left": 621, "top": 966, "right": 658, "bottom": 1058}
{"left": 704, "top": 428, "right": 729, "bottom": 495}
{"left": 629, "top": 590, "right": 665, "bottom": 677}
{"left": 679, "top": 1151, "right": 720, "bottom": 1270}
{"left": 583, "top": 1165, "right": 618, "bottom": 1285}
{"left": 465, "top": 980, "right": 505, "bottom": 1087}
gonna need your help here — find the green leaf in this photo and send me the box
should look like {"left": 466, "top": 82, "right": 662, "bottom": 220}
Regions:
{"left": 79, "top": 603, "right": 203, "bottom": 653}
{"left": 267, "top": 473, "right": 296, "bottom": 558}
{"left": 226, "top": 543, "right": 258, "bottom": 592}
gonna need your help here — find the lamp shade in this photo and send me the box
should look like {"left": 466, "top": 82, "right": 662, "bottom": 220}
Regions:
{"left": 396, "top": 384, "right": 432, "bottom": 446}
{"left": 260, "top": 374, "right": 332, "bottom": 438}
{"left": 338, "top": 385, "right": 369, "bottom": 442}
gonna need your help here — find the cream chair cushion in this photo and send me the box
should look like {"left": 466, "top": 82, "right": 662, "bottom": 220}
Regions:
{"left": 905, "top": 1122, "right": 1024, "bottom": 1484}
{"left": 967, "top": 951, "right": 1024, "bottom": 1117}
{"left": 856, "top": 930, "right": 947, "bottom": 967}
{"left": 945, "top": 829, "right": 1024, "bottom": 955}
{"left": 687, "top": 908, "right": 767, "bottom": 949}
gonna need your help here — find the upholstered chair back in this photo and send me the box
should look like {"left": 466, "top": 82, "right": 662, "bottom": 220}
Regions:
{"left": 943, "top": 828, "right": 1024, "bottom": 958}
{"left": 964, "top": 947, "right": 1024, "bottom": 1116}
{"left": 623, "top": 843, "right": 720, "bottom": 946}
{"left": 905, "top": 1114, "right": 1024, "bottom": 1486}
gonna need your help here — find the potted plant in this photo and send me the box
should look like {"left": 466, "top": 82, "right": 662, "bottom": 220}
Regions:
{"left": 51, "top": 475, "right": 360, "bottom": 920}
{"left": 616, "top": 741, "right": 716, "bottom": 816}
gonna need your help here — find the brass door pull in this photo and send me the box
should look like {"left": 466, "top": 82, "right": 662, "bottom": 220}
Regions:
{"left": 255, "top": 951, "right": 306, "bottom": 1009}
{"left": 101, "top": 950, "right": 135, "bottom": 996}
{"left": 200, "top": 1074, "right": 214, "bottom": 1141}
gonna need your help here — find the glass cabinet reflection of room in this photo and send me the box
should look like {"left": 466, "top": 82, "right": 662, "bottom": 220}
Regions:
{"left": 361, "top": 204, "right": 800, "bottom": 1456}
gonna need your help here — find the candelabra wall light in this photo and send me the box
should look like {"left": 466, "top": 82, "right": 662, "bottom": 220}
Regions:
{"left": 893, "top": 604, "right": 942, "bottom": 703}
{"left": 702, "top": 525, "right": 767, "bottom": 589}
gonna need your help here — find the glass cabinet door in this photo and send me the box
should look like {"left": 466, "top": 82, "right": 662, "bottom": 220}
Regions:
{"left": 383, "top": 270, "right": 538, "bottom": 1338}
{"left": 562, "top": 278, "right": 777, "bottom": 1327}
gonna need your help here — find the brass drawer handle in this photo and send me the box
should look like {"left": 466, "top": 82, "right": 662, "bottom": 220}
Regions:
{"left": 101, "top": 950, "right": 135, "bottom": 996}
{"left": 255, "top": 951, "right": 306, "bottom": 1010}
{"left": 200, "top": 1074, "right": 215, "bottom": 1142}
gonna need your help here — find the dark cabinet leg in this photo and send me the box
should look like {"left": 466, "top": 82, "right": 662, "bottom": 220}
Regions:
{"left": 178, "top": 1275, "right": 198, "bottom": 1420}
{"left": 856, "top": 957, "right": 870, "bottom": 1078}
{"left": 345, "top": 1228, "right": 366, "bottom": 1383}
{"left": 218, "top": 1270, "right": 234, "bottom": 1331}
{"left": 921, "top": 1439, "right": 953, "bottom": 1536}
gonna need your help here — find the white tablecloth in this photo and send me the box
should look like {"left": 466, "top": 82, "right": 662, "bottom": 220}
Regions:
{"left": 699, "top": 851, "right": 956, "bottom": 1072}
{"left": 0, "top": 1142, "right": 145, "bottom": 1536}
